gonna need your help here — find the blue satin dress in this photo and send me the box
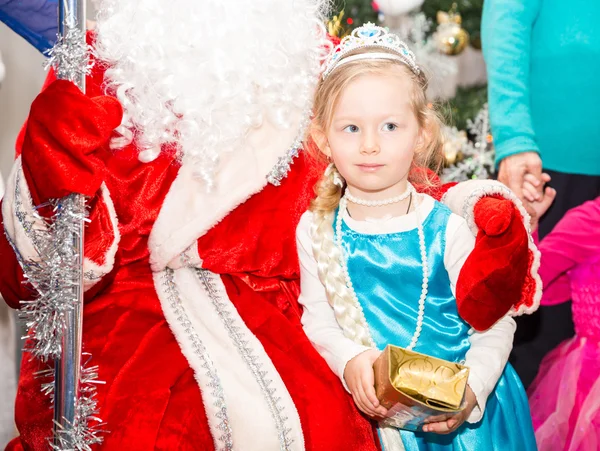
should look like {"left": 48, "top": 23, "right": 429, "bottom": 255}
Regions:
{"left": 336, "top": 201, "right": 537, "bottom": 451}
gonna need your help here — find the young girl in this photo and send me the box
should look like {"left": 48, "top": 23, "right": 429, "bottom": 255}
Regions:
{"left": 296, "top": 24, "right": 537, "bottom": 450}
{"left": 526, "top": 194, "right": 600, "bottom": 450}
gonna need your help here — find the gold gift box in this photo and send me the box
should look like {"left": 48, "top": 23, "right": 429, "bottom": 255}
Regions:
{"left": 373, "top": 345, "right": 470, "bottom": 431}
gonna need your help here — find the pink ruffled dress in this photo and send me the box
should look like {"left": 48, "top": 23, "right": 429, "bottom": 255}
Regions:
{"left": 528, "top": 197, "right": 600, "bottom": 450}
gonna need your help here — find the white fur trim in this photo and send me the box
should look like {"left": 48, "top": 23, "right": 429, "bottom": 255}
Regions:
{"left": 2, "top": 157, "right": 47, "bottom": 263}
{"left": 441, "top": 180, "right": 542, "bottom": 316}
{"left": 166, "top": 243, "right": 202, "bottom": 270}
{"left": 148, "top": 112, "right": 300, "bottom": 271}
{"left": 83, "top": 183, "right": 121, "bottom": 290}
{"left": 1, "top": 159, "right": 120, "bottom": 291}
{"left": 154, "top": 267, "right": 305, "bottom": 451}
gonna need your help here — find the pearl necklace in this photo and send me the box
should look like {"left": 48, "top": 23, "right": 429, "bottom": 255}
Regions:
{"left": 345, "top": 185, "right": 412, "bottom": 207}
{"left": 335, "top": 185, "right": 429, "bottom": 351}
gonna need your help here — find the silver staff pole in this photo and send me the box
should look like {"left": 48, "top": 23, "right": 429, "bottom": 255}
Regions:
{"left": 53, "top": 0, "right": 86, "bottom": 446}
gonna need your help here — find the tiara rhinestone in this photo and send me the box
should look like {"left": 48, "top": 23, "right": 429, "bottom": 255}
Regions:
{"left": 323, "top": 23, "right": 419, "bottom": 79}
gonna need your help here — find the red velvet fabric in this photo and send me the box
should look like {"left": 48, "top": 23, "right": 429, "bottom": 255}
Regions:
{"left": 10, "top": 261, "right": 216, "bottom": 451}
{"left": 20, "top": 80, "right": 122, "bottom": 201}
{"left": 198, "top": 151, "right": 323, "bottom": 281}
{"left": 0, "top": 203, "right": 31, "bottom": 309}
{"left": 456, "top": 196, "right": 530, "bottom": 331}
{"left": 84, "top": 193, "right": 115, "bottom": 266}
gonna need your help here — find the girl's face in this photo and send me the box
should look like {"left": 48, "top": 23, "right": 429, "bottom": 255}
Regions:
{"left": 322, "top": 70, "right": 421, "bottom": 199}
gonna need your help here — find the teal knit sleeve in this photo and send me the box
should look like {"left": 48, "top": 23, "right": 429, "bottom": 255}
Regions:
{"left": 481, "top": 0, "right": 542, "bottom": 166}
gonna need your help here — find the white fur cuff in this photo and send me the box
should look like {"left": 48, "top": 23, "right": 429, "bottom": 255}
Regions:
{"left": 2, "top": 157, "right": 48, "bottom": 264}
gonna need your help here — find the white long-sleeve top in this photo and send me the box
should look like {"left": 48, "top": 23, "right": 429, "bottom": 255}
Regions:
{"left": 296, "top": 194, "right": 516, "bottom": 424}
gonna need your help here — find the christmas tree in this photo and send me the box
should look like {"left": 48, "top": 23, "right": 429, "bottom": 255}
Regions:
{"left": 327, "top": 0, "right": 487, "bottom": 130}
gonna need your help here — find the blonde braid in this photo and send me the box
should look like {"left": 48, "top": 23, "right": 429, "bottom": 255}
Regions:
{"left": 309, "top": 166, "right": 376, "bottom": 347}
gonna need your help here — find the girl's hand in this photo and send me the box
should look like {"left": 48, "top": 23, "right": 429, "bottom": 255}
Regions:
{"left": 343, "top": 349, "right": 388, "bottom": 419}
{"left": 522, "top": 173, "right": 556, "bottom": 232}
{"left": 422, "top": 385, "right": 477, "bottom": 434}
{"left": 522, "top": 172, "right": 550, "bottom": 202}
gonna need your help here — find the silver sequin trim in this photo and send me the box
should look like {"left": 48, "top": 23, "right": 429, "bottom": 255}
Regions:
{"left": 266, "top": 117, "right": 310, "bottom": 187}
{"left": 266, "top": 146, "right": 301, "bottom": 187}
{"left": 161, "top": 269, "right": 234, "bottom": 451}
{"left": 13, "top": 169, "right": 45, "bottom": 254}
{"left": 83, "top": 270, "right": 102, "bottom": 281}
{"left": 196, "top": 269, "right": 294, "bottom": 451}
{"left": 179, "top": 244, "right": 195, "bottom": 268}
{"left": 8, "top": 169, "right": 46, "bottom": 278}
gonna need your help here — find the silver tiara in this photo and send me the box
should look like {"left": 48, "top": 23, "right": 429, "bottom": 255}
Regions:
{"left": 323, "top": 23, "right": 419, "bottom": 79}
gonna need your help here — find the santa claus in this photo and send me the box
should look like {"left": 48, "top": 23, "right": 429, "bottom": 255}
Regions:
{"left": 0, "top": 0, "right": 539, "bottom": 450}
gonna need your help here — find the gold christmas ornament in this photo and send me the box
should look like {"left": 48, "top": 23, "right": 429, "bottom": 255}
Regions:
{"left": 433, "top": 4, "right": 469, "bottom": 55}
{"left": 443, "top": 126, "right": 468, "bottom": 166}
{"left": 327, "top": 10, "right": 346, "bottom": 38}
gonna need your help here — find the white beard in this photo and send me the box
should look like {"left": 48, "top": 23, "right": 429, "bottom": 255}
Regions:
{"left": 93, "top": 0, "right": 330, "bottom": 188}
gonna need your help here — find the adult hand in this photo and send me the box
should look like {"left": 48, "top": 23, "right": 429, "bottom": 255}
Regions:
{"left": 422, "top": 385, "right": 477, "bottom": 434}
{"left": 343, "top": 349, "right": 388, "bottom": 420}
{"left": 498, "top": 151, "right": 543, "bottom": 202}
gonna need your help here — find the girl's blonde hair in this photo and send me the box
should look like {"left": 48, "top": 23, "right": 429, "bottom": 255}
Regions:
{"left": 308, "top": 50, "right": 444, "bottom": 346}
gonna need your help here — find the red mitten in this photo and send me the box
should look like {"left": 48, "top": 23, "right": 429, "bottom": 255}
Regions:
{"left": 456, "top": 196, "right": 530, "bottom": 331}
{"left": 20, "top": 79, "right": 122, "bottom": 203}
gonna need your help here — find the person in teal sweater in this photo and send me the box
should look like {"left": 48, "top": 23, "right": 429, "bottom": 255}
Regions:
{"left": 482, "top": 0, "right": 600, "bottom": 389}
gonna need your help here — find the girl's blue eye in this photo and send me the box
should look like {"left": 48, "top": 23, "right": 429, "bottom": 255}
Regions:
{"left": 383, "top": 123, "right": 398, "bottom": 132}
{"left": 343, "top": 125, "right": 360, "bottom": 133}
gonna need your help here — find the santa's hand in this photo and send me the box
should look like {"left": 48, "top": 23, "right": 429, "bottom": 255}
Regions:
{"left": 21, "top": 79, "right": 122, "bottom": 202}
{"left": 456, "top": 196, "right": 529, "bottom": 331}
{"left": 344, "top": 349, "right": 388, "bottom": 420}
{"left": 472, "top": 196, "right": 516, "bottom": 236}
{"left": 422, "top": 386, "right": 476, "bottom": 434}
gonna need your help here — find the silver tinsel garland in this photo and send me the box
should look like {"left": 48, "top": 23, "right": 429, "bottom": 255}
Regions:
{"left": 18, "top": 194, "right": 105, "bottom": 449}
{"left": 44, "top": 27, "right": 93, "bottom": 81}
{"left": 19, "top": 195, "right": 87, "bottom": 361}
{"left": 50, "top": 356, "right": 106, "bottom": 451}
{"left": 34, "top": 356, "right": 105, "bottom": 451}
